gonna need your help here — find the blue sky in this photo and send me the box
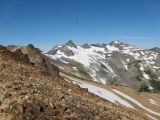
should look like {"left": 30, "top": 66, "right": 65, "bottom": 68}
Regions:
{"left": 0, "top": 0, "right": 160, "bottom": 51}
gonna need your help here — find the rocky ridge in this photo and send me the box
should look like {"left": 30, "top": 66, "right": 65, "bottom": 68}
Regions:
{"left": 6, "top": 44, "right": 59, "bottom": 76}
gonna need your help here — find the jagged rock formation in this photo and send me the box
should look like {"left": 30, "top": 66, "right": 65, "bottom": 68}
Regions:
{"left": 0, "top": 45, "right": 148, "bottom": 120}
{"left": 45, "top": 40, "right": 160, "bottom": 91}
{"left": 6, "top": 44, "right": 59, "bottom": 77}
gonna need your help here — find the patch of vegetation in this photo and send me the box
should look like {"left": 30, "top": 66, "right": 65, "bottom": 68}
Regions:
{"left": 74, "top": 64, "right": 91, "bottom": 79}
{"left": 134, "top": 62, "right": 140, "bottom": 68}
{"left": 144, "top": 69, "right": 160, "bottom": 92}
{"left": 136, "top": 75, "right": 143, "bottom": 81}
{"left": 60, "top": 69, "right": 93, "bottom": 83}
{"left": 150, "top": 80, "right": 160, "bottom": 92}
{"left": 138, "top": 82, "right": 150, "bottom": 92}
{"left": 134, "top": 63, "right": 143, "bottom": 81}
{"left": 108, "top": 79, "right": 118, "bottom": 85}
{"left": 128, "top": 61, "right": 143, "bottom": 82}
{"left": 144, "top": 69, "right": 158, "bottom": 80}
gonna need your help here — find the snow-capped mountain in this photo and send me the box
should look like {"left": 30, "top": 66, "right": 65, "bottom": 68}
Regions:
{"left": 45, "top": 40, "right": 160, "bottom": 91}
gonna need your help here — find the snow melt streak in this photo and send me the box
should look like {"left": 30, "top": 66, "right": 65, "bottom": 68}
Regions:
{"left": 65, "top": 76, "right": 134, "bottom": 109}
{"left": 112, "top": 89, "right": 160, "bottom": 117}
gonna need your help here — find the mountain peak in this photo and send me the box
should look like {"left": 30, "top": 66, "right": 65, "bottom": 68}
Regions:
{"left": 108, "top": 40, "right": 132, "bottom": 49}
{"left": 112, "top": 40, "right": 121, "bottom": 44}
{"left": 27, "top": 44, "right": 35, "bottom": 48}
{"left": 150, "top": 47, "right": 160, "bottom": 52}
{"left": 64, "top": 40, "right": 77, "bottom": 48}
{"left": 109, "top": 40, "right": 122, "bottom": 45}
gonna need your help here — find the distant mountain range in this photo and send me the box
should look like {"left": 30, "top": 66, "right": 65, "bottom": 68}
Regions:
{"left": 45, "top": 40, "right": 160, "bottom": 92}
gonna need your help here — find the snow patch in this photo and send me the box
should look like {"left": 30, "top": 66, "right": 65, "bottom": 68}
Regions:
{"left": 149, "top": 86, "right": 154, "bottom": 90}
{"left": 59, "top": 66, "right": 64, "bottom": 69}
{"left": 122, "top": 61, "right": 128, "bottom": 70}
{"left": 145, "top": 114, "right": 157, "bottom": 120}
{"left": 46, "top": 50, "right": 68, "bottom": 59}
{"left": 113, "top": 40, "right": 120, "bottom": 44}
{"left": 98, "top": 78, "right": 107, "bottom": 84}
{"left": 65, "top": 76, "right": 134, "bottom": 109}
{"left": 60, "top": 60, "right": 69, "bottom": 64}
{"left": 143, "top": 73, "right": 150, "bottom": 79}
{"left": 139, "top": 63, "right": 144, "bottom": 71}
{"left": 101, "top": 61, "right": 115, "bottom": 74}
{"left": 106, "top": 45, "right": 119, "bottom": 52}
{"left": 72, "top": 67, "right": 78, "bottom": 71}
{"left": 153, "top": 66, "right": 160, "bottom": 69}
{"left": 67, "top": 46, "right": 106, "bottom": 66}
{"left": 112, "top": 89, "right": 160, "bottom": 116}
{"left": 149, "top": 99, "right": 160, "bottom": 106}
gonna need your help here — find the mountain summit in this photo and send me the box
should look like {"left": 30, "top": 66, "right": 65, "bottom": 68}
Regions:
{"left": 64, "top": 40, "right": 77, "bottom": 48}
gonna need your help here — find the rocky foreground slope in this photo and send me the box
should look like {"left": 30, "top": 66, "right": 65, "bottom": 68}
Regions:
{"left": 46, "top": 40, "right": 160, "bottom": 92}
{"left": 0, "top": 46, "right": 148, "bottom": 120}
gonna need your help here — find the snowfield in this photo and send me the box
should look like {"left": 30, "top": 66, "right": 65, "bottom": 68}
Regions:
{"left": 67, "top": 45, "right": 106, "bottom": 66}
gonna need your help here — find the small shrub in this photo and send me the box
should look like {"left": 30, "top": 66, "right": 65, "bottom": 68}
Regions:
{"left": 144, "top": 69, "right": 158, "bottom": 80}
{"left": 150, "top": 79, "right": 160, "bottom": 92}
{"left": 136, "top": 75, "right": 142, "bottom": 81}
{"left": 138, "top": 82, "right": 150, "bottom": 92}
{"left": 144, "top": 69, "right": 160, "bottom": 92}
{"left": 109, "top": 79, "right": 118, "bottom": 85}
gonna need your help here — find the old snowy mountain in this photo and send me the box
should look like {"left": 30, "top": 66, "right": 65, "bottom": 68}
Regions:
{"left": 46, "top": 40, "right": 160, "bottom": 92}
